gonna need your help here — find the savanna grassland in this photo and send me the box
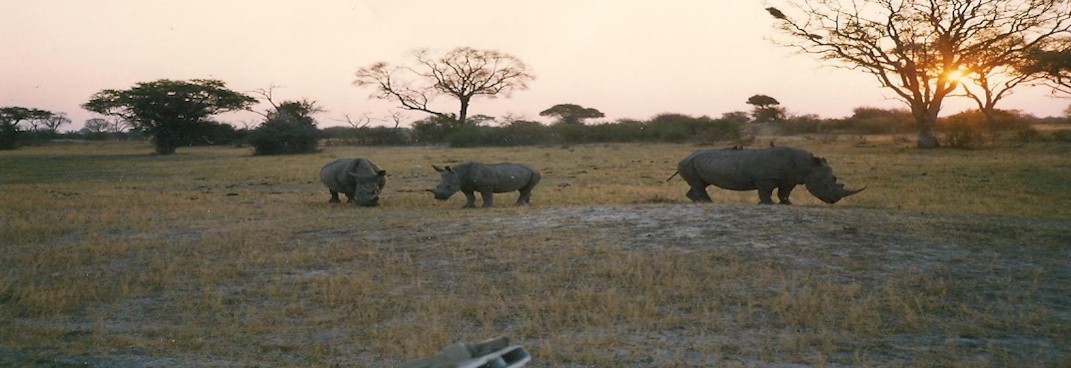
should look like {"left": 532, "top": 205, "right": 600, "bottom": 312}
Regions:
{"left": 1, "top": 137, "right": 1070, "bottom": 367}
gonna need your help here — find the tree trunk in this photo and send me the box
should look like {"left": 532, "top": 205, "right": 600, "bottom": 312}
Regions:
{"left": 917, "top": 128, "right": 939, "bottom": 148}
{"left": 153, "top": 129, "right": 179, "bottom": 155}
{"left": 457, "top": 97, "right": 471, "bottom": 127}
{"left": 913, "top": 107, "right": 941, "bottom": 149}
{"left": 981, "top": 107, "right": 999, "bottom": 132}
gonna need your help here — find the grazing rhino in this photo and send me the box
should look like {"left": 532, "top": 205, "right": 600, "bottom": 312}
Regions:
{"left": 320, "top": 158, "right": 386, "bottom": 206}
{"left": 670, "top": 146, "right": 864, "bottom": 205}
{"left": 428, "top": 162, "right": 541, "bottom": 208}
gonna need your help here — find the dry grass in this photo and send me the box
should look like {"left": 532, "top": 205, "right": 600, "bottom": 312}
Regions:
{"left": 1, "top": 138, "right": 1069, "bottom": 367}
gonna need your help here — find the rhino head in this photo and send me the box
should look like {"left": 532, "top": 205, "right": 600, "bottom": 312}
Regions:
{"left": 427, "top": 165, "right": 460, "bottom": 200}
{"left": 348, "top": 170, "right": 385, "bottom": 207}
{"left": 803, "top": 157, "right": 865, "bottom": 204}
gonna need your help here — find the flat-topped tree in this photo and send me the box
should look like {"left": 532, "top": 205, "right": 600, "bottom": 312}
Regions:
{"left": 83, "top": 79, "right": 255, "bottom": 155}
{"left": 539, "top": 104, "right": 605, "bottom": 125}
{"left": 746, "top": 95, "right": 785, "bottom": 123}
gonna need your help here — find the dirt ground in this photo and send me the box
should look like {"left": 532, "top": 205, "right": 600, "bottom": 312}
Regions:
{"left": 7, "top": 204, "right": 1070, "bottom": 367}
{"left": 363, "top": 204, "right": 1070, "bottom": 367}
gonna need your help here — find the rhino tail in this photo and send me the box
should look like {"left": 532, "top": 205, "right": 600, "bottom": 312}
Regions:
{"left": 666, "top": 170, "right": 679, "bottom": 182}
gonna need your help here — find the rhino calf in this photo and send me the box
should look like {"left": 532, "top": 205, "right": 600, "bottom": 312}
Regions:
{"left": 320, "top": 158, "right": 386, "bottom": 206}
{"left": 672, "top": 146, "right": 864, "bottom": 205}
{"left": 428, "top": 162, "right": 541, "bottom": 208}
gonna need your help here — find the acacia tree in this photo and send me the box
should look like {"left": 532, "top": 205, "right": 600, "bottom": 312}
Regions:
{"left": 0, "top": 106, "right": 53, "bottom": 149}
{"left": 746, "top": 94, "right": 786, "bottom": 122}
{"left": 539, "top": 103, "right": 605, "bottom": 125}
{"left": 42, "top": 112, "right": 71, "bottom": 135}
{"left": 82, "top": 118, "right": 110, "bottom": 138}
{"left": 83, "top": 79, "right": 255, "bottom": 154}
{"left": 353, "top": 47, "right": 534, "bottom": 131}
{"left": 767, "top": 0, "right": 1071, "bottom": 148}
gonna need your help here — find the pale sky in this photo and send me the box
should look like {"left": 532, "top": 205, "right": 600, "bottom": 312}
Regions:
{"left": 2, "top": 0, "right": 1067, "bottom": 131}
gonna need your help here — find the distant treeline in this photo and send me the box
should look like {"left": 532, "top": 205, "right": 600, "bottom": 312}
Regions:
{"left": 25, "top": 107, "right": 1071, "bottom": 149}
{"left": 316, "top": 108, "right": 1071, "bottom": 148}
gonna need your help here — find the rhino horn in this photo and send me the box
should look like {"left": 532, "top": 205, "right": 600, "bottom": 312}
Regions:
{"left": 840, "top": 185, "right": 866, "bottom": 197}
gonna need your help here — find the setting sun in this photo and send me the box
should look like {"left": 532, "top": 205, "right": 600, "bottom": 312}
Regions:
{"left": 944, "top": 66, "right": 975, "bottom": 85}
{"left": 947, "top": 69, "right": 965, "bottom": 81}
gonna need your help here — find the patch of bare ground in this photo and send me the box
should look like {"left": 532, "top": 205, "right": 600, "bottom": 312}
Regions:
{"left": 9, "top": 204, "right": 1069, "bottom": 367}
{"left": 302, "top": 204, "right": 1068, "bottom": 367}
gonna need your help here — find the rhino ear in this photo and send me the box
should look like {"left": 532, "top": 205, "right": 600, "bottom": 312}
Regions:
{"left": 377, "top": 170, "right": 387, "bottom": 177}
{"left": 433, "top": 165, "right": 444, "bottom": 172}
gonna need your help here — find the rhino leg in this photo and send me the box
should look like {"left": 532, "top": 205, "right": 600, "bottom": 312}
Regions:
{"left": 686, "top": 184, "right": 712, "bottom": 202}
{"left": 516, "top": 175, "right": 539, "bottom": 205}
{"left": 757, "top": 181, "right": 777, "bottom": 205}
{"left": 328, "top": 190, "right": 342, "bottom": 203}
{"left": 343, "top": 192, "right": 356, "bottom": 203}
{"left": 480, "top": 190, "right": 496, "bottom": 208}
{"left": 462, "top": 190, "right": 478, "bottom": 208}
{"left": 777, "top": 184, "right": 796, "bottom": 205}
{"left": 515, "top": 189, "right": 533, "bottom": 205}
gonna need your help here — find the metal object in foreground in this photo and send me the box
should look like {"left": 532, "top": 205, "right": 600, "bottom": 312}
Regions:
{"left": 397, "top": 337, "right": 531, "bottom": 368}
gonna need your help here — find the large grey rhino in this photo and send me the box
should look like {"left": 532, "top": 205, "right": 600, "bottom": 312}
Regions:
{"left": 320, "top": 158, "right": 386, "bottom": 206}
{"left": 428, "top": 162, "right": 541, "bottom": 208}
{"left": 670, "top": 146, "right": 864, "bottom": 204}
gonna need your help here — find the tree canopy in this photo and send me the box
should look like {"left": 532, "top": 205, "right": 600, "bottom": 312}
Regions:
{"left": 354, "top": 47, "right": 534, "bottom": 130}
{"left": 539, "top": 103, "right": 605, "bottom": 125}
{"left": 0, "top": 106, "right": 55, "bottom": 150}
{"left": 746, "top": 94, "right": 785, "bottom": 122}
{"left": 0, "top": 106, "right": 53, "bottom": 128}
{"left": 83, "top": 79, "right": 255, "bottom": 154}
{"left": 1023, "top": 39, "right": 1071, "bottom": 95}
{"left": 249, "top": 99, "right": 321, "bottom": 155}
{"left": 767, "top": 0, "right": 1071, "bottom": 148}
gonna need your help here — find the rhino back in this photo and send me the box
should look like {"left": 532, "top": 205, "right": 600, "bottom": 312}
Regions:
{"left": 690, "top": 147, "right": 814, "bottom": 189}
{"left": 463, "top": 162, "right": 538, "bottom": 192}
{"left": 321, "top": 159, "right": 358, "bottom": 191}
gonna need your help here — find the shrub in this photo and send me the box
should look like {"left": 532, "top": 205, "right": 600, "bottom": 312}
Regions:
{"left": 320, "top": 126, "right": 357, "bottom": 146}
{"left": 500, "top": 120, "right": 550, "bottom": 146}
{"left": 248, "top": 117, "right": 319, "bottom": 155}
{"left": 584, "top": 120, "right": 644, "bottom": 143}
{"left": 938, "top": 114, "right": 991, "bottom": 149}
{"left": 695, "top": 119, "right": 744, "bottom": 144}
{"left": 179, "top": 120, "right": 242, "bottom": 146}
{"left": 356, "top": 126, "right": 411, "bottom": 146}
{"left": 445, "top": 126, "right": 508, "bottom": 147}
{"left": 1048, "top": 129, "right": 1071, "bottom": 142}
{"left": 0, "top": 124, "right": 19, "bottom": 150}
{"left": 779, "top": 114, "right": 824, "bottom": 135}
{"left": 844, "top": 107, "right": 915, "bottom": 134}
{"left": 411, "top": 116, "right": 460, "bottom": 144}
{"left": 249, "top": 100, "right": 321, "bottom": 155}
{"left": 551, "top": 122, "right": 593, "bottom": 143}
{"left": 647, "top": 114, "right": 692, "bottom": 143}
